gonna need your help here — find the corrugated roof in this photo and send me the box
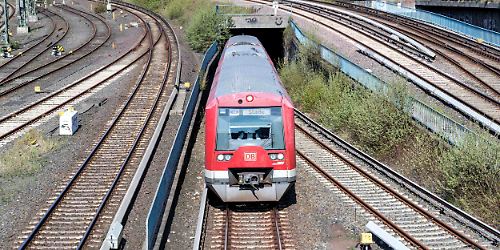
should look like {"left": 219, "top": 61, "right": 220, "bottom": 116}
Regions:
{"left": 214, "top": 36, "right": 285, "bottom": 97}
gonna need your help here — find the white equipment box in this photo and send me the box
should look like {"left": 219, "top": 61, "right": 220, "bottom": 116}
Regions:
{"left": 59, "top": 110, "right": 79, "bottom": 135}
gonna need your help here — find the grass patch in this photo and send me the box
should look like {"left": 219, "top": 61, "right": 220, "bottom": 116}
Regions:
{"left": 0, "top": 130, "right": 60, "bottom": 178}
{"left": 280, "top": 37, "right": 500, "bottom": 227}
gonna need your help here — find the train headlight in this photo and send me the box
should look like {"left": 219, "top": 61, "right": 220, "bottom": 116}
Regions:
{"left": 277, "top": 153, "right": 284, "bottom": 160}
{"left": 246, "top": 95, "right": 254, "bottom": 102}
{"left": 269, "top": 153, "right": 277, "bottom": 160}
{"left": 224, "top": 154, "right": 232, "bottom": 161}
{"left": 217, "top": 154, "right": 224, "bottom": 161}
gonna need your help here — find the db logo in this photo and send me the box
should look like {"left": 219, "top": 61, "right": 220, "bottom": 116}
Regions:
{"left": 244, "top": 152, "right": 257, "bottom": 161}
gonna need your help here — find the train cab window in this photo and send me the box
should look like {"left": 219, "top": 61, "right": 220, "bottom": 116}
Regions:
{"left": 216, "top": 107, "right": 285, "bottom": 150}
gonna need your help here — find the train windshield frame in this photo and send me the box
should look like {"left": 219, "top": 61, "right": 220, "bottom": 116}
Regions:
{"left": 216, "top": 107, "right": 285, "bottom": 150}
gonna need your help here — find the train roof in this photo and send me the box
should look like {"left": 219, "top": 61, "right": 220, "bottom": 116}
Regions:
{"left": 212, "top": 35, "right": 288, "bottom": 98}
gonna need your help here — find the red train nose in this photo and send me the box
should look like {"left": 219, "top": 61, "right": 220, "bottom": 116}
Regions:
{"left": 231, "top": 146, "right": 273, "bottom": 168}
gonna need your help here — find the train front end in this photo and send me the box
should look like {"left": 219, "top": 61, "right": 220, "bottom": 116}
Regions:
{"left": 205, "top": 93, "right": 295, "bottom": 202}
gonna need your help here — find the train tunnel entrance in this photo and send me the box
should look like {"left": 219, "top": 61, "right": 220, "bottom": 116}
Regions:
{"left": 218, "top": 2, "right": 290, "bottom": 64}
{"left": 230, "top": 28, "right": 285, "bottom": 64}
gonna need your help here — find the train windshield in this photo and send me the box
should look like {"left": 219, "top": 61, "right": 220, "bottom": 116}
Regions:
{"left": 216, "top": 107, "right": 285, "bottom": 150}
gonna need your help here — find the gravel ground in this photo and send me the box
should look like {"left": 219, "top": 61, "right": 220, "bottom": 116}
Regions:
{"left": 288, "top": 7, "right": 479, "bottom": 129}
{"left": 0, "top": 64, "right": 143, "bottom": 247}
{"left": 0, "top": 0, "right": 147, "bottom": 247}
{"left": 119, "top": 19, "right": 202, "bottom": 249}
{"left": 164, "top": 119, "right": 371, "bottom": 249}
{"left": 0, "top": 3, "right": 143, "bottom": 115}
{"left": 164, "top": 117, "right": 207, "bottom": 249}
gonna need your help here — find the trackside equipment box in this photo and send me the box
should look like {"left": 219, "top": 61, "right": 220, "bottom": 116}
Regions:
{"left": 59, "top": 110, "right": 78, "bottom": 135}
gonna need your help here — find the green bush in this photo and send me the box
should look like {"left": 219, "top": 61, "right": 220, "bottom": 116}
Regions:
{"left": 280, "top": 49, "right": 413, "bottom": 155}
{"left": 163, "top": 0, "right": 185, "bottom": 20}
{"left": 186, "top": 6, "right": 231, "bottom": 52}
{"left": 280, "top": 40, "right": 499, "bottom": 226}
{"left": 132, "top": 0, "right": 231, "bottom": 52}
{"left": 10, "top": 41, "right": 20, "bottom": 50}
{"left": 93, "top": 3, "right": 107, "bottom": 14}
{"left": 439, "top": 134, "right": 499, "bottom": 225}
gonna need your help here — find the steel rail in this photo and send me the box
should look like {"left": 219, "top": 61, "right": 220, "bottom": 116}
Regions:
{"left": 0, "top": 11, "right": 148, "bottom": 140}
{"left": 296, "top": 149, "right": 428, "bottom": 249}
{"left": 294, "top": 0, "right": 500, "bottom": 99}
{"left": 0, "top": 9, "right": 55, "bottom": 69}
{"left": 18, "top": 8, "right": 161, "bottom": 249}
{"left": 295, "top": 109, "right": 499, "bottom": 244}
{"left": 78, "top": 17, "right": 168, "bottom": 248}
{"left": 328, "top": 0, "right": 500, "bottom": 60}
{"left": 220, "top": 205, "right": 285, "bottom": 249}
{"left": 223, "top": 208, "right": 230, "bottom": 250}
{"left": 273, "top": 208, "right": 283, "bottom": 250}
{"left": 97, "top": 2, "right": 182, "bottom": 248}
{"left": 302, "top": 0, "right": 500, "bottom": 98}
{"left": 0, "top": 8, "right": 69, "bottom": 83}
{"left": 82, "top": 3, "right": 177, "bottom": 245}
{"left": 292, "top": 1, "right": 435, "bottom": 60}
{"left": 111, "top": 0, "right": 182, "bottom": 88}
{"left": 280, "top": 0, "right": 500, "bottom": 108}
{"left": 0, "top": 4, "right": 111, "bottom": 97}
{"left": 296, "top": 125, "right": 485, "bottom": 249}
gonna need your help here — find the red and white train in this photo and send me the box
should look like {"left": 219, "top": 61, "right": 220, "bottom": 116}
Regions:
{"left": 204, "top": 35, "right": 296, "bottom": 202}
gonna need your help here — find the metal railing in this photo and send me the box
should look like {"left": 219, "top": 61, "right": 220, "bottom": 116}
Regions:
{"left": 145, "top": 42, "right": 219, "bottom": 250}
{"left": 290, "top": 21, "right": 474, "bottom": 145}
{"left": 356, "top": 1, "right": 500, "bottom": 46}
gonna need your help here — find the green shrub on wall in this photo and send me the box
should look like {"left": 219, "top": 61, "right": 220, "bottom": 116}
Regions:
{"left": 186, "top": 7, "right": 231, "bottom": 52}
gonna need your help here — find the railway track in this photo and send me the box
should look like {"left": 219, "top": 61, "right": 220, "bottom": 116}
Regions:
{"left": 0, "top": 7, "right": 145, "bottom": 147}
{"left": 331, "top": 0, "right": 500, "bottom": 61}
{"left": 196, "top": 197, "right": 294, "bottom": 250}
{"left": 0, "top": 8, "right": 69, "bottom": 82}
{"left": 302, "top": 0, "right": 500, "bottom": 103}
{"left": 0, "top": 4, "right": 111, "bottom": 99}
{"left": 294, "top": 110, "right": 498, "bottom": 249}
{"left": 251, "top": 0, "right": 500, "bottom": 133}
{"left": 16, "top": 1, "right": 179, "bottom": 248}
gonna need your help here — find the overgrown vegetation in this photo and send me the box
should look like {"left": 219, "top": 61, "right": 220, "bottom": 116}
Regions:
{"left": 280, "top": 37, "right": 500, "bottom": 226}
{"left": 131, "top": 0, "right": 232, "bottom": 52}
{"left": 281, "top": 44, "right": 413, "bottom": 155}
{"left": 0, "top": 130, "right": 59, "bottom": 178}
{"left": 93, "top": 2, "right": 107, "bottom": 14}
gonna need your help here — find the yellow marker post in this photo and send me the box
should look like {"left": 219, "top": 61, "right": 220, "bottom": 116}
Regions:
{"left": 34, "top": 85, "right": 41, "bottom": 93}
{"left": 112, "top": 42, "right": 116, "bottom": 49}
{"left": 90, "top": 3, "right": 93, "bottom": 11}
{"left": 119, "top": 24, "right": 123, "bottom": 32}
{"left": 360, "top": 232, "right": 373, "bottom": 245}
{"left": 112, "top": 12, "right": 115, "bottom": 20}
